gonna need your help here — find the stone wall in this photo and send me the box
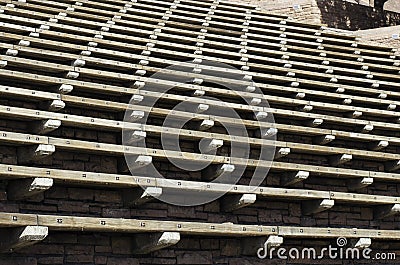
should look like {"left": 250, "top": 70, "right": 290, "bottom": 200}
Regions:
{"left": 237, "top": 0, "right": 400, "bottom": 30}
{"left": 317, "top": 0, "right": 400, "bottom": 30}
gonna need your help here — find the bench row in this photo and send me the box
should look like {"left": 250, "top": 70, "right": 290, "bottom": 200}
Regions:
{"left": 2, "top": 55, "right": 400, "bottom": 125}
{"left": 1, "top": 130, "right": 400, "bottom": 183}
{"left": 1, "top": 22, "right": 400, "bottom": 100}
{"left": 2, "top": 73, "right": 400, "bottom": 146}
{"left": 2, "top": 103, "right": 400, "bottom": 165}
{"left": 3, "top": 44, "right": 400, "bottom": 114}
{"left": 2, "top": 31, "right": 400, "bottom": 107}
{"left": 0, "top": 212, "right": 398, "bottom": 254}
{"left": 3, "top": 81, "right": 400, "bottom": 146}
{"left": 0, "top": 2, "right": 395, "bottom": 64}
{"left": 2, "top": 163, "right": 400, "bottom": 209}
{"left": 1, "top": 5, "right": 398, "bottom": 83}
{"left": 2, "top": 0, "right": 337, "bottom": 40}
{"left": 1, "top": 24, "right": 399, "bottom": 96}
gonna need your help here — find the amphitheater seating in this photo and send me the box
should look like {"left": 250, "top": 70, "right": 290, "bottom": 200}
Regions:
{"left": 0, "top": 0, "right": 400, "bottom": 255}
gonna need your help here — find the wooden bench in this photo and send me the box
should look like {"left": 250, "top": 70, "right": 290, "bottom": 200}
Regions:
{"left": 1, "top": 129, "right": 400, "bottom": 183}
{"left": 0, "top": 211, "right": 398, "bottom": 254}
{"left": 1, "top": 103, "right": 400, "bottom": 165}
{"left": 2, "top": 162, "right": 400, "bottom": 209}
{"left": 1, "top": 0, "right": 394, "bottom": 60}
{"left": 0, "top": 22, "right": 399, "bottom": 101}
{"left": 1, "top": 53, "right": 399, "bottom": 124}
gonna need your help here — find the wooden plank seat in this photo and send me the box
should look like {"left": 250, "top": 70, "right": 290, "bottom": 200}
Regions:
{"left": 0, "top": 4, "right": 392, "bottom": 66}
{"left": 0, "top": 0, "right": 386, "bottom": 55}
{"left": 6, "top": 42, "right": 399, "bottom": 109}
{"left": 1, "top": 162, "right": 400, "bottom": 206}
{"left": 0, "top": 38, "right": 397, "bottom": 103}
{"left": 0, "top": 85, "right": 399, "bottom": 151}
{"left": 0, "top": 11, "right": 396, "bottom": 88}
{"left": 1, "top": 33, "right": 400, "bottom": 107}
{"left": 1, "top": 82, "right": 399, "bottom": 145}
{"left": 148, "top": 0, "right": 288, "bottom": 23}
{"left": 1, "top": 104, "right": 400, "bottom": 164}
{"left": 1, "top": 69, "right": 400, "bottom": 141}
{"left": 3, "top": 0, "right": 288, "bottom": 25}
{"left": 2, "top": 21, "right": 396, "bottom": 100}
{"left": 0, "top": 28, "right": 382, "bottom": 82}
{"left": 0, "top": 2, "right": 391, "bottom": 55}
{"left": 1, "top": 55, "right": 400, "bottom": 122}
{"left": 0, "top": 5, "right": 396, "bottom": 78}
{"left": 1, "top": 130, "right": 400, "bottom": 183}
{"left": 3, "top": 52, "right": 397, "bottom": 117}
{"left": 117, "top": 1, "right": 356, "bottom": 45}
{"left": 0, "top": 212, "right": 400, "bottom": 240}
{"left": 53, "top": 0, "right": 353, "bottom": 45}
{"left": 0, "top": 15, "right": 396, "bottom": 94}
